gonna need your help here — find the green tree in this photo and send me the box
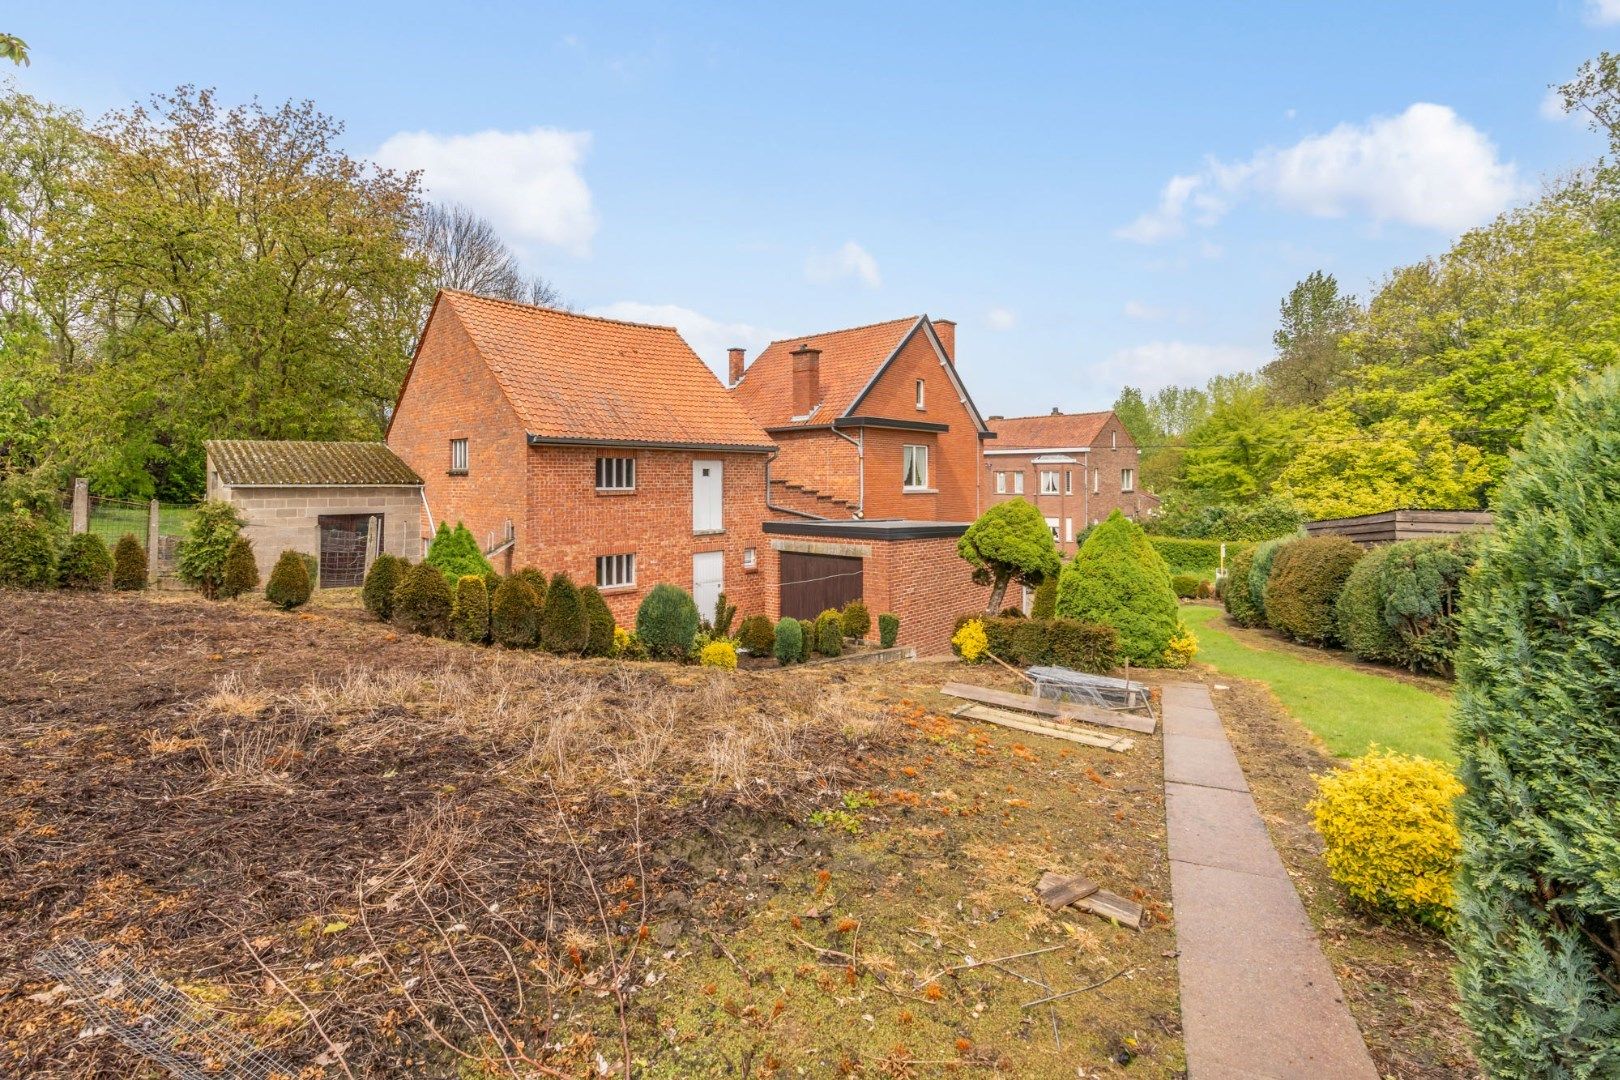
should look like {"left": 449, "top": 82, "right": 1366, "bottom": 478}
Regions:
{"left": 1054, "top": 511, "right": 1180, "bottom": 665}
{"left": 0, "top": 34, "right": 27, "bottom": 66}
{"left": 1180, "top": 383, "right": 1303, "bottom": 502}
{"left": 1262, "top": 271, "right": 1359, "bottom": 406}
{"left": 176, "top": 500, "right": 243, "bottom": 599}
{"left": 957, "top": 497, "right": 1062, "bottom": 613}
{"left": 425, "top": 521, "right": 493, "bottom": 580}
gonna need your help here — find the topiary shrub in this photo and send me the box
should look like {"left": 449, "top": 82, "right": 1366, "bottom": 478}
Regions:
{"left": 841, "top": 599, "right": 872, "bottom": 641}
{"left": 1221, "top": 546, "right": 1261, "bottom": 627}
{"left": 393, "top": 560, "right": 453, "bottom": 636}
{"left": 772, "top": 617, "right": 803, "bottom": 665}
{"left": 1263, "top": 535, "right": 1363, "bottom": 645}
{"left": 112, "top": 532, "right": 147, "bottom": 591}
{"left": 264, "top": 550, "right": 313, "bottom": 610}
{"left": 1170, "top": 573, "right": 1201, "bottom": 599}
{"left": 490, "top": 575, "right": 541, "bottom": 647}
{"left": 738, "top": 614, "right": 775, "bottom": 655}
{"left": 1380, "top": 534, "right": 1480, "bottom": 675}
{"left": 1335, "top": 544, "right": 1402, "bottom": 664}
{"left": 636, "top": 583, "right": 700, "bottom": 660}
{"left": 957, "top": 497, "right": 1063, "bottom": 613}
{"left": 580, "top": 585, "right": 616, "bottom": 657}
{"left": 1247, "top": 536, "right": 1291, "bottom": 626}
{"left": 878, "top": 612, "right": 900, "bottom": 649}
{"left": 1451, "top": 366, "right": 1620, "bottom": 1073}
{"left": 814, "top": 609, "right": 844, "bottom": 657}
{"left": 1029, "top": 577, "right": 1057, "bottom": 620}
{"left": 0, "top": 508, "right": 58, "bottom": 588}
{"left": 58, "top": 532, "right": 113, "bottom": 590}
{"left": 699, "top": 639, "right": 738, "bottom": 670}
{"left": 362, "top": 553, "right": 403, "bottom": 620}
{"left": 452, "top": 574, "right": 490, "bottom": 643}
{"left": 424, "top": 521, "right": 493, "bottom": 580}
{"left": 1054, "top": 510, "right": 1179, "bottom": 666}
{"left": 1309, "top": 750, "right": 1462, "bottom": 929}
{"left": 796, "top": 619, "right": 815, "bottom": 662}
{"left": 176, "top": 499, "right": 244, "bottom": 599}
{"left": 218, "top": 535, "right": 259, "bottom": 599}
{"left": 540, "top": 572, "right": 589, "bottom": 654}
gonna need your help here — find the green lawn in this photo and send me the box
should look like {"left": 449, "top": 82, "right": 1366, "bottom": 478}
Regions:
{"left": 1180, "top": 604, "right": 1456, "bottom": 763}
{"left": 87, "top": 502, "right": 193, "bottom": 545}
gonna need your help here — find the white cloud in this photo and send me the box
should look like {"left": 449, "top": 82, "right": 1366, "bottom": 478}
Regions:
{"left": 986, "top": 307, "right": 1017, "bottom": 330}
{"left": 1096, "top": 341, "right": 1266, "bottom": 395}
{"left": 376, "top": 127, "right": 598, "bottom": 257}
{"left": 805, "top": 240, "right": 882, "bottom": 289}
{"left": 1116, "top": 103, "right": 1522, "bottom": 242}
{"left": 1588, "top": 0, "right": 1620, "bottom": 24}
{"left": 585, "top": 301, "right": 772, "bottom": 382}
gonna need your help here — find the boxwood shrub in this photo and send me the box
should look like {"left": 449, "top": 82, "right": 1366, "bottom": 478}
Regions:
{"left": 58, "top": 532, "right": 114, "bottom": 590}
{"left": 265, "top": 550, "right": 313, "bottom": 610}
{"left": 636, "top": 583, "right": 700, "bottom": 659}
{"left": 1263, "top": 535, "right": 1363, "bottom": 645}
{"left": 112, "top": 532, "right": 148, "bottom": 591}
{"left": 772, "top": 617, "right": 803, "bottom": 665}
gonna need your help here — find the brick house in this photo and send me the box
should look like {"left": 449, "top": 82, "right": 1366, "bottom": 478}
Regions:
{"left": 984, "top": 410, "right": 1160, "bottom": 555}
{"left": 386, "top": 290, "right": 777, "bottom": 627}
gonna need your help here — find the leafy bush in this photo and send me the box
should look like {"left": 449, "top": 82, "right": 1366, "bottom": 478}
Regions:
{"left": 951, "top": 617, "right": 988, "bottom": 662}
{"left": 1452, "top": 366, "right": 1620, "bottom": 1073}
{"left": 452, "top": 574, "right": 490, "bottom": 643}
{"left": 175, "top": 499, "right": 243, "bottom": 599}
{"left": 814, "top": 608, "right": 844, "bottom": 657}
{"left": 1246, "top": 536, "right": 1291, "bottom": 626}
{"left": 957, "top": 498, "right": 1062, "bottom": 612}
{"left": 58, "top": 532, "right": 113, "bottom": 590}
{"left": 218, "top": 535, "right": 259, "bottom": 599}
{"left": 1335, "top": 544, "right": 1402, "bottom": 664}
{"left": 1221, "top": 546, "right": 1261, "bottom": 627}
{"left": 841, "top": 599, "right": 871, "bottom": 641}
{"left": 580, "top": 585, "right": 616, "bottom": 657}
{"left": 773, "top": 617, "right": 803, "bottom": 665}
{"left": 264, "top": 550, "right": 313, "bottom": 610}
{"left": 636, "top": 583, "right": 700, "bottom": 660}
{"left": 1264, "top": 535, "right": 1363, "bottom": 645}
{"left": 424, "top": 521, "right": 493, "bottom": 581}
{"left": 1170, "top": 573, "right": 1200, "bottom": 599}
{"left": 1380, "top": 534, "right": 1480, "bottom": 675}
{"left": 0, "top": 508, "right": 58, "bottom": 588}
{"left": 738, "top": 614, "right": 775, "bottom": 655}
{"left": 1055, "top": 511, "right": 1179, "bottom": 665}
{"left": 490, "top": 575, "right": 540, "bottom": 647}
{"left": 361, "top": 553, "right": 403, "bottom": 620}
{"left": 1162, "top": 623, "right": 1198, "bottom": 668}
{"left": 796, "top": 619, "right": 815, "bottom": 662}
{"left": 878, "top": 612, "right": 899, "bottom": 649}
{"left": 1309, "top": 750, "right": 1462, "bottom": 929}
{"left": 699, "top": 640, "right": 738, "bottom": 669}
{"left": 393, "top": 560, "right": 453, "bottom": 636}
{"left": 1029, "top": 577, "right": 1057, "bottom": 619}
{"left": 112, "top": 532, "right": 147, "bottom": 590}
{"left": 540, "top": 572, "right": 589, "bottom": 654}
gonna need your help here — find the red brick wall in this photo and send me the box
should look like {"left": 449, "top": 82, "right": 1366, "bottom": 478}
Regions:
{"left": 769, "top": 430, "right": 860, "bottom": 508}
{"left": 983, "top": 414, "right": 1155, "bottom": 554}
{"left": 861, "top": 427, "right": 939, "bottom": 520}
{"left": 862, "top": 535, "right": 990, "bottom": 655}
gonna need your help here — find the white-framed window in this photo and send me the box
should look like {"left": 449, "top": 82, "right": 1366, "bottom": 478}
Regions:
{"left": 449, "top": 438, "right": 468, "bottom": 474}
{"left": 1039, "top": 470, "right": 1061, "bottom": 495}
{"left": 596, "top": 553, "right": 636, "bottom": 589}
{"left": 915, "top": 379, "right": 926, "bottom": 410}
{"left": 1066, "top": 518, "right": 1075, "bottom": 543}
{"left": 1111, "top": 431, "right": 1118, "bottom": 450}
{"left": 743, "top": 547, "right": 757, "bottom": 569}
{"left": 595, "top": 456, "right": 635, "bottom": 491}
{"left": 1065, "top": 470, "right": 1074, "bottom": 495}
{"left": 1013, "top": 471, "right": 1024, "bottom": 494}
{"left": 1093, "top": 470, "right": 1100, "bottom": 494}
{"left": 902, "top": 444, "right": 929, "bottom": 490}
{"left": 994, "top": 471, "right": 1006, "bottom": 494}
{"left": 1045, "top": 516, "right": 1061, "bottom": 541}
{"left": 1121, "top": 468, "right": 1135, "bottom": 492}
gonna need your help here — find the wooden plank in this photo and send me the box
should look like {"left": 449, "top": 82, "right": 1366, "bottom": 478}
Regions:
{"left": 1076, "top": 889, "right": 1145, "bottom": 930}
{"left": 1037, "top": 871, "right": 1100, "bottom": 909}
{"left": 941, "top": 682, "right": 1156, "bottom": 734}
{"left": 952, "top": 704, "right": 1134, "bottom": 752}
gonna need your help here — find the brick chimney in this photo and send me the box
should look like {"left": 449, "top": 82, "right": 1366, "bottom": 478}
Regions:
{"left": 1051, "top": 406, "right": 1061, "bottom": 415}
{"left": 932, "top": 318, "right": 956, "bottom": 365}
{"left": 727, "top": 347, "right": 746, "bottom": 386}
{"left": 791, "top": 344, "right": 821, "bottom": 416}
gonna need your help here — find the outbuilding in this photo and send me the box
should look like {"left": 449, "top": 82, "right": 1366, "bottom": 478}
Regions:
{"left": 204, "top": 440, "right": 424, "bottom": 586}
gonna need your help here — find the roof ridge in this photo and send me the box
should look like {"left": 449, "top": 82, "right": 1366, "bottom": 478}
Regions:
{"left": 991, "top": 409, "right": 1115, "bottom": 422}
{"left": 441, "top": 289, "right": 681, "bottom": 333}
{"left": 761, "top": 313, "right": 923, "bottom": 348}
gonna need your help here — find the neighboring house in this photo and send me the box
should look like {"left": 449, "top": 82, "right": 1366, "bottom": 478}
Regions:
{"left": 204, "top": 440, "right": 424, "bottom": 586}
{"left": 984, "top": 409, "right": 1159, "bottom": 554}
{"left": 386, "top": 290, "right": 777, "bottom": 627}
{"left": 1303, "top": 508, "right": 1493, "bottom": 547}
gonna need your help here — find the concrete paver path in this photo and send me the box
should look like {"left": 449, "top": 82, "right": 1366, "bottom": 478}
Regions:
{"left": 1160, "top": 682, "right": 1379, "bottom": 1079}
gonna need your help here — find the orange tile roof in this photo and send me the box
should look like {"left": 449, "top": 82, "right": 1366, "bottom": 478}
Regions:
{"left": 432, "top": 291, "right": 774, "bottom": 450}
{"left": 989, "top": 411, "right": 1115, "bottom": 450}
{"left": 729, "top": 315, "right": 924, "bottom": 428}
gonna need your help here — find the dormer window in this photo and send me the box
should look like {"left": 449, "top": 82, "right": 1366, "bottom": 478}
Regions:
{"left": 915, "top": 379, "right": 925, "bottom": 410}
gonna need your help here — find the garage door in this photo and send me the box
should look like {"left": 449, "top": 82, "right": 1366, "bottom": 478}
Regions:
{"left": 779, "top": 550, "right": 864, "bottom": 621}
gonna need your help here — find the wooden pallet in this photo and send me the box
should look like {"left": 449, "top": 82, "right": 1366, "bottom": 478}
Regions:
{"left": 941, "top": 682, "right": 1156, "bottom": 734}
{"left": 1037, "top": 871, "right": 1145, "bottom": 930}
{"left": 951, "top": 703, "right": 1135, "bottom": 752}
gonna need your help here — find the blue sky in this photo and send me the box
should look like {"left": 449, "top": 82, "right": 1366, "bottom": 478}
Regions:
{"left": 12, "top": 2, "right": 1619, "bottom": 413}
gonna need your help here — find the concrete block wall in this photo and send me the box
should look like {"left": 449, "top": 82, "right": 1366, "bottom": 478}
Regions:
{"left": 226, "top": 485, "right": 423, "bottom": 582}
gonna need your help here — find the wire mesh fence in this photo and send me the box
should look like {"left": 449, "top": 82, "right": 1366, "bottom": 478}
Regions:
{"left": 70, "top": 491, "right": 195, "bottom": 577}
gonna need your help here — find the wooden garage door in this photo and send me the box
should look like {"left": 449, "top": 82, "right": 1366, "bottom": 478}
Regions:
{"left": 779, "top": 550, "right": 863, "bottom": 621}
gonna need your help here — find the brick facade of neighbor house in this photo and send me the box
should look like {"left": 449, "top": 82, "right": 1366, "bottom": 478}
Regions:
{"left": 984, "top": 410, "right": 1160, "bottom": 555}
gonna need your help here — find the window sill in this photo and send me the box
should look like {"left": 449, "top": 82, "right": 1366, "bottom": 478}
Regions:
{"left": 595, "top": 488, "right": 636, "bottom": 496}
{"left": 694, "top": 529, "right": 726, "bottom": 537}
{"left": 742, "top": 565, "right": 760, "bottom": 574}
{"left": 598, "top": 583, "right": 639, "bottom": 595}
{"left": 902, "top": 487, "right": 938, "bottom": 495}
{"left": 447, "top": 470, "right": 468, "bottom": 477}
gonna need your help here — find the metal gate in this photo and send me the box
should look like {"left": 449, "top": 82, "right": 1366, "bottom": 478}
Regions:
{"left": 779, "top": 550, "right": 863, "bottom": 621}
{"left": 317, "top": 515, "right": 374, "bottom": 588}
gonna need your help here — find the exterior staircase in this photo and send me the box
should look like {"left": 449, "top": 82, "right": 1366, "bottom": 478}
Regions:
{"left": 769, "top": 478, "right": 859, "bottom": 519}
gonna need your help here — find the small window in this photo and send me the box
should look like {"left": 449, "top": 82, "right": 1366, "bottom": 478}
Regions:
{"left": 1121, "top": 468, "right": 1135, "bottom": 492}
{"left": 596, "top": 456, "right": 635, "bottom": 491}
{"left": 1013, "top": 471, "right": 1024, "bottom": 495}
{"left": 596, "top": 553, "right": 636, "bottom": 589}
{"left": 743, "top": 547, "right": 757, "bottom": 569}
{"left": 449, "top": 438, "right": 468, "bottom": 474}
{"left": 1065, "top": 470, "right": 1074, "bottom": 495}
{"left": 1111, "top": 431, "right": 1118, "bottom": 450}
{"left": 1039, "top": 470, "right": 1060, "bottom": 495}
{"left": 995, "top": 471, "right": 1007, "bottom": 494}
{"left": 915, "top": 379, "right": 926, "bottom": 410}
{"left": 902, "top": 444, "right": 929, "bottom": 490}
{"left": 1065, "top": 518, "right": 1075, "bottom": 543}
{"left": 1092, "top": 470, "right": 1100, "bottom": 494}
{"left": 1045, "top": 516, "right": 1061, "bottom": 541}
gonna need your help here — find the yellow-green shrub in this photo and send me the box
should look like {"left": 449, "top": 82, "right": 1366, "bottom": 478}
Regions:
{"left": 1162, "top": 624, "right": 1198, "bottom": 668}
{"left": 951, "top": 617, "right": 988, "bottom": 662}
{"left": 1309, "top": 750, "right": 1463, "bottom": 928}
{"left": 698, "top": 639, "right": 737, "bottom": 670}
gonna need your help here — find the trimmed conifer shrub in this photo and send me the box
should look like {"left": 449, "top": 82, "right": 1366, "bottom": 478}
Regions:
{"left": 176, "top": 499, "right": 244, "bottom": 599}
{"left": 699, "top": 640, "right": 738, "bottom": 669}
{"left": 738, "top": 614, "right": 775, "bottom": 655}
{"left": 796, "top": 619, "right": 815, "bottom": 662}
{"left": 424, "top": 521, "right": 493, "bottom": 580}
{"left": 1030, "top": 577, "right": 1057, "bottom": 620}
{"left": 1452, "top": 367, "right": 1620, "bottom": 1074}
{"left": 772, "top": 617, "right": 802, "bottom": 665}
{"left": 636, "top": 583, "right": 700, "bottom": 659}
{"left": 452, "top": 574, "right": 490, "bottom": 643}
{"left": 393, "top": 559, "right": 453, "bottom": 636}
{"left": 490, "top": 575, "right": 541, "bottom": 647}
{"left": 813, "top": 609, "right": 844, "bottom": 657}
{"left": 1246, "top": 536, "right": 1290, "bottom": 626}
{"left": 1054, "top": 510, "right": 1179, "bottom": 665}
{"left": 362, "top": 553, "right": 403, "bottom": 620}
{"left": 708, "top": 592, "right": 737, "bottom": 638}
{"left": 58, "top": 532, "right": 113, "bottom": 590}
{"left": 513, "top": 567, "right": 548, "bottom": 607}
{"left": 1264, "top": 535, "right": 1363, "bottom": 645}
{"left": 112, "top": 532, "right": 147, "bottom": 590}
{"left": 218, "top": 535, "right": 259, "bottom": 599}
{"left": 956, "top": 497, "right": 1063, "bottom": 613}
{"left": 580, "top": 584, "right": 615, "bottom": 657}
{"left": 540, "top": 572, "right": 589, "bottom": 654}
{"left": 264, "top": 550, "right": 312, "bottom": 610}
{"left": 1221, "top": 546, "right": 1260, "bottom": 627}
{"left": 0, "top": 508, "right": 58, "bottom": 589}
{"left": 1335, "top": 544, "right": 1402, "bottom": 664}
{"left": 878, "top": 612, "right": 899, "bottom": 649}
{"left": 1380, "top": 534, "right": 1480, "bottom": 675}
{"left": 840, "top": 600, "right": 872, "bottom": 641}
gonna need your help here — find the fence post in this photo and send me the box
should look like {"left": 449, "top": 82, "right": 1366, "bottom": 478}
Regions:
{"left": 147, "top": 500, "right": 161, "bottom": 582}
{"left": 71, "top": 478, "right": 88, "bottom": 534}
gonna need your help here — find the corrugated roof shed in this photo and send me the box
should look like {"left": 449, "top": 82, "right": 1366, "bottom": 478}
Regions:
{"left": 206, "top": 440, "right": 423, "bottom": 487}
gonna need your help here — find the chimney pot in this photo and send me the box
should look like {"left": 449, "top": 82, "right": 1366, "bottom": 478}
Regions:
{"left": 790, "top": 344, "right": 822, "bottom": 416}
{"left": 727, "top": 347, "right": 746, "bottom": 386}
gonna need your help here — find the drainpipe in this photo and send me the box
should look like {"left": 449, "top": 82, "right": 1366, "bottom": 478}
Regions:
{"left": 418, "top": 487, "right": 437, "bottom": 559}
{"left": 1082, "top": 450, "right": 1090, "bottom": 528}
{"left": 763, "top": 448, "right": 827, "bottom": 520}
{"left": 830, "top": 424, "right": 864, "bottom": 518}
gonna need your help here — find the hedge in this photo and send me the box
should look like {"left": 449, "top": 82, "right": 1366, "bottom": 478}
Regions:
{"left": 1170, "top": 573, "right": 1200, "bottom": 599}
{"left": 265, "top": 550, "right": 313, "bottom": 610}
{"left": 1146, "top": 536, "right": 1255, "bottom": 579}
{"left": 58, "top": 532, "right": 113, "bottom": 590}
{"left": 953, "top": 613, "right": 1120, "bottom": 673}
{"left": 1335, "top": 544, "right": 1402, "bottom": 664}
{"left": 1264, "top": 535, "right": 1363, "bottom": 645}
{"left": 1247, "top": 536, "right": 1291, "bottom": 625}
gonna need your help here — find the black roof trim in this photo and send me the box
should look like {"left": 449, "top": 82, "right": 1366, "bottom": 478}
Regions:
{"left": 764, "top": 518, "right": 971, "bottom": 541}
{"left": 833, "top": 416, "right": 949, "bottom": 433}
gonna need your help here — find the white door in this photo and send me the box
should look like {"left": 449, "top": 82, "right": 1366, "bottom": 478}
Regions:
{"left": 693, "top": 550, "right": 724, "bottom": 622}
{"left": 693, "top": 459, "right": 723, "bottom": 533}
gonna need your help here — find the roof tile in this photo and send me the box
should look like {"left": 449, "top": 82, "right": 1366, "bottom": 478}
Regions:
{"left": 206, "top": 441, "right": 422, "bottom": 486}
{"left": 729, "top": 316, "right": 923, "bottom": 428}
{"left": 989, "top": 411, "right": 1115, "bottom": 449}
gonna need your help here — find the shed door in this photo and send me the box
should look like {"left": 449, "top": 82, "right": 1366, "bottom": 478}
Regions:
{"left": 693, "top": 550, "right": 724, "bottom": 622}
{"left": 693, "top": 460, "right": 723, "bottom": 533}
{"left": 779, "top": 550, "right": 863, "bottom": 621}
{"left": 318, "top": 514, "right": 373, "bottom": 588}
